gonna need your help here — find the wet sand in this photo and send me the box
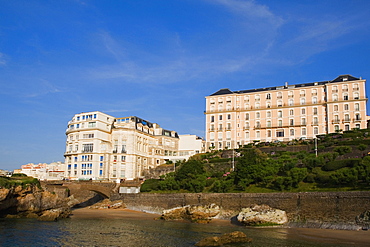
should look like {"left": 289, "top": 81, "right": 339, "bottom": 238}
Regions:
{"left": 70, "top": 208, "right": 370, "bottom": 245}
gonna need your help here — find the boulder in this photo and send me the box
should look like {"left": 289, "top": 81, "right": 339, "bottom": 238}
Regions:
{"left": 161, "top": 204, "right": 220, "bottom": 223}
{"left": 355, "top": 210, "right": 370, "bottom": 230}
{"left": 38, "top": 207, "right": 71, "bottom": 221}
{"left": 237, "top": 204, "right": 288, "bottom": 226}
{"left": 195, "top": 231, "right": 252, "bottom": 246}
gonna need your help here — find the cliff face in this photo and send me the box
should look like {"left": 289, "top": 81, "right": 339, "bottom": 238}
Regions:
{"left": 0, "top": 184, "right": 72, "bottom": 220}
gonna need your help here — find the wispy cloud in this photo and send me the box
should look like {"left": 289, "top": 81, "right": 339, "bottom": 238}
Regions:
{"left": 0, "top": 52, "right": 7, "bottom": 66}
{"left": 24, "top": 79, "right": 63, "bottom": 98}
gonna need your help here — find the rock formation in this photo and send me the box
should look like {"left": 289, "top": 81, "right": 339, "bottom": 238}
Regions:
{"left": 355, "top": 210, "right": 370, "bottom": 230}
{"left": 195, "top": 231, "right": 252, "bottom": 246}
{"left": 0, "top": 184, "right": 72, "bottom": 221}
{"left": 161, "top": 204, "right": 220, "bottom": 223}
{"left": 237, "top": 204, "right": 288, "bottom": 226}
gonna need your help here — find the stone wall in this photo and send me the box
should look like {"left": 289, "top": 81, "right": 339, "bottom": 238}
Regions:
{"left": 115, "top": 191, "right": 370, "bottom": 229}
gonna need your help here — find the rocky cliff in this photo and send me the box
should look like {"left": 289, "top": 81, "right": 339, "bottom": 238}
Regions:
{"left": 0, "top": 184, "right": 74, "bottom": 221}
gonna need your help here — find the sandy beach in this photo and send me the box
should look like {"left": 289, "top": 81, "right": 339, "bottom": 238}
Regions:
{"left": 70, "top": 207, "right": 370, "bottom": 245}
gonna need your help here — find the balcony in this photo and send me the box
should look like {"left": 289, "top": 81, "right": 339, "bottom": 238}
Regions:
{"left": 332, "top": 120, "right": 341, "bottom": 124}
{"left": 332, "top": 90, "right": 338, "bottom": 93}
{"left": 353, "top": 87, "right": 360, "bottom": 91}
{"left": 342, "top": 119, "right": 351, "bottom": 123}
{"left": 353, "top": 117, "right": 362, "bottom": 122}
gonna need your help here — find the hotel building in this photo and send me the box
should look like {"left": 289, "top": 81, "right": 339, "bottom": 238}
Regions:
{"left": 64, "top": 112, "right": 179, "bottom": 181}
{"left": 205, "top": 75, "right": 368, "bottom": 150}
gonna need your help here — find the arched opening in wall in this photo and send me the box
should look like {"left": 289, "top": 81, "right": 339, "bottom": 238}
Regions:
{"left": 72, "top": 191, "right": 107, "bottom": 208}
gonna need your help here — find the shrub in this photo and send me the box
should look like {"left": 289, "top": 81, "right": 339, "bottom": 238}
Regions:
{"left": 140, "top": 179, "right": 160, "bottom": 192}
{"left": 322, "top": 158, "right": 361, "bottom": 171}
{"left": 333, "top": 146, "right": 352, "bottom": 155}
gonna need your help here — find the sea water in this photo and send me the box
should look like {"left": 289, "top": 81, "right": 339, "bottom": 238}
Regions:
{"left": 0, "top": 217, "right": 366, "bottom": 247}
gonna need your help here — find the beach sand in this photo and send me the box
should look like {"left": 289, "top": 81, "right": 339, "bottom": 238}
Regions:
{"left": 70, "top": 208, "right": 370, "bottom": 245}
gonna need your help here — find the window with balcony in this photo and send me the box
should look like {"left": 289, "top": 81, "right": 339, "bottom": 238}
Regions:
{"left": 255, "top": 94, "right": 260, "bottom": 101}
{"left": 288, "top": 99, "right": 294, "bottom": 106}
{"left": 300, "top": 90, "right": 305, "bottom": 96}
{"left": 255, "top": 103, "right": 260, "bottom": 109}
{"left": 312, "top": 97, "right": 317, "bottom": 104}
{"left": 288, "top": 91, "right": 294, "bottom": 97}
{"left": 277, "top": 100, "right": 283, "bottom": 107}
{"left": 344, "top": 114, "right": 350, "bottom": 122}
{"left": 300, "top": 98, "right": 306, "bottom": 105}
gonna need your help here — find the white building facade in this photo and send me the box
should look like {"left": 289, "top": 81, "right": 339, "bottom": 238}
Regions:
{"left": 64, "top": 112, "right": 180, "bottom": 181}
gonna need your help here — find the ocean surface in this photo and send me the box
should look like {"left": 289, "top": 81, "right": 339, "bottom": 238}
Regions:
{"left": 0, "top": 215, "right": 367, "bottom": 247}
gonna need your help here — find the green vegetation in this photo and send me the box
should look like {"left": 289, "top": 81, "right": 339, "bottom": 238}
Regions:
{"left": 0, "top": 175, "right": 40, "bottom": 189}
{"left": 141, "top": 129, "right": 370, "bottom": 193}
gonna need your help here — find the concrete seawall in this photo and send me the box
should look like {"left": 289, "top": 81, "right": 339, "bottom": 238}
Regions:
{"left": 114, "top": 191, "right": 370, "bottom": 230}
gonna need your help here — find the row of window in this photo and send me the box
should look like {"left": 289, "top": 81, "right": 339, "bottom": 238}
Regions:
{"left": 68, "top": 122, "right": 97, "bottom": 130}
{"left": 209, "top": 84, "right": 360, "bottom": 104}
{"left": 76, "top": 114, "right": 97, "bottom": 121}
{"left": 210, "top": 104, "right": 361, "bottom": 122}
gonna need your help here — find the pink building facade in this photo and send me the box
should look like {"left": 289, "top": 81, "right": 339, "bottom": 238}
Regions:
{"left": 205, "top": 75, "right": 368, "bottom": 150}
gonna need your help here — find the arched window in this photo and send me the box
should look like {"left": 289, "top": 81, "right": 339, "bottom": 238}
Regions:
{"left": 313, "top": 107, "right": 318, "bottom": 115}
{"left": 355, "top": 103, "right": 360, "bottom": 111}
{"left": 277, "top": 100, "right": 283, "bottom": 107}
{"left": 300, "top": 98, "right": 306, "bottom": 105}
{"left": 267, "top": 111, "right": 271, "bottom": 118}
{"left": 333, "top": 94, "right": 338, "bottom": 101}
{"left": 354, "top": 92, "right": 359, "bottom": 99}
{"left": 267, "top": 120, "right": 271, "bottom": 127}
{"left": 278, "top": 110, "right": 282, "bottom": 118}
{"left": 288, "top": 99, "right": 294, "bottom": 106}
{"left": 277, "top": 92, "right": 282, "bottom": 99}
{"left": 343, "top": 93, "right": 348, "bottom": 100}
{"left": 312, "top": 97, "right": 317, "bottom": 104}
{"left": 245, "top": 132, "right": 250, "bottom": 139}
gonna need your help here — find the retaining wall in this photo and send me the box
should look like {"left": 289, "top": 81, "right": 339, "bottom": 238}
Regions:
{"left": 114, "top": 191, "right": 370, "bottom": 230}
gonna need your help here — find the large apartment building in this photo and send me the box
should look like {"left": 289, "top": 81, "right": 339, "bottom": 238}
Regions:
{"left": 64, "top": 112, "right": 179, "bottom": 181}
{"left": 205, "top": 75, "right": 368, "bottom": 150}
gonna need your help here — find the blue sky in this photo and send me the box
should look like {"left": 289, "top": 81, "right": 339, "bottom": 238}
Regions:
{"left": 1, "top": 0, "right": 370, "bottom": 171}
